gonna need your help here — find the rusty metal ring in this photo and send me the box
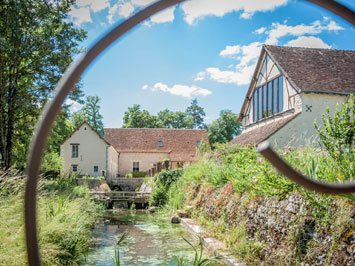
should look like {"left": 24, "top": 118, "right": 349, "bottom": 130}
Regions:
{"left": 25, "top": 0, "right": 355, "bottom": 265}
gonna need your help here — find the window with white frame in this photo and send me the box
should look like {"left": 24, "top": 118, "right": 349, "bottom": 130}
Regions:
{"left": 72, "top": 165, "right": 78, "bottom": 172}
{"left": 158, "top": 140, "right": 163, "bottom": 147}
{"left": 133, "top": 162, "right": 139, "bottom": 172}
{"left": 71, "top": 144, "right": 79, "bottom": 158}
{"left": 253, "top": 75, "right": 283, "bottom": 122}
{"left": 94, "top": 166, "right": 98, "bottom": 172}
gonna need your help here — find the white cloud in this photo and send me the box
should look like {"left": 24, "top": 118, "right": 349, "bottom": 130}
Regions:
{"left": 255, "top": 27, "right": 266, "bottom": 34}
{"left": 204, "top": 64, "right": 256, "bottom": 85}
{"left": 198, "top": 42, "right": 262, "bottom": 86}
{"left": 118, "top": 2, "right": 135, "bottom": 18}
{"left": 131, "top": 0, "right": 157, "bottom": 6}
{"left": 107, "top": 1, "right": 135, "bottom": 24}
{"left": 181, "top": 0, "right": 288, "bottom": 25}
{"left": 69, "top": 0, "right": 110, "bottom": 26}
{"left": 141, "top": 84, "right": 149, "bottom": 90}
{"left": 69, "top": 6, "right": 92, "bottom": 26}
{"left": 76, "top": 0, "right": 110, "bottom": 13}
{"left": 194, "top": 72, "right": 206, "bottom": 81}
{"left": 146, "top": 82, "right": 212, "bottom": 98}
{"left": 219, "top": 45, "right": 241, "bottom": 57}
{"left": 150, "top": 6, "right": 175, "bottom": 24}
{"left": 286, "top": 36, "right": 331, "bottom": 49}
{"left": 65, "top": 99, "right": 82, "bottom": 113}
{"left": 265, "top": 19, "right": 344, "bottom": 45}
{"left": 195, "top": 18, "right": 341, "bottom": 86}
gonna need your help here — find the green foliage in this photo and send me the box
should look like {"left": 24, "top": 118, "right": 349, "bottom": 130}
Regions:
{"left": 112, "top": 232, "right": 128, "bottom": 266}
{"left": 40, "top": 152, "right": 63, "bottom": 177}
{"left": 0, "top": 168, "right": 103, "bottom": 265}
{"left": 150, "top": 168, "right": 183, "bottom": 206}
{"left": 124, "top": 171, "right": 146, "bottom": 178}
{"left": 132, "top": 171, "right": 147, "bottom": 177}
{"left": 122, "top": 104, "right": 162, "bottom": 128}
{"left": 81, "top": 174, "right": 105, "bottom": 180}
{"left": 125, "top": 172, "right": 133, "bottom": 178}
{"left": 314, "top": 94, "right": 355, "bottom": 181}
{"left": 158, "top": 109, "right": 194, "bottom": 128}
{"left": 174, "top": 235, "right": 223, "bottom": 266}
{"left": 207, "top": 110, "right": 242, "bottom": 147}
{"left": 71, "top": 95, "right": 104, "bottom": 136}
{"left": 0, "top": 0, "right": 86, "bottom": 168}
{"left": 178, "top": 143, "right": 353, "bottom": 202}
{"left": 186, "top": 98, "right": 206, "bottom": 129}
{"left": 122, "top": 104, "right": 196, "bottom": 129}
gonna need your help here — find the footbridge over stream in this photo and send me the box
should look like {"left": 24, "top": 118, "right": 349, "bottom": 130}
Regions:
{"left": 89, "top": 191, "right": 151, "bottom": 208}
{"left": 77, "top": 177, "right": 152, "bottom": 209}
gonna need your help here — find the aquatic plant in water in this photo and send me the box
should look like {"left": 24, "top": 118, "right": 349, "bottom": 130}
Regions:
{"left": 173, "top": 235, "right": 223, "bottom": 266}
{"left": 112, "top": 232, "right": 128, "bottom": 266}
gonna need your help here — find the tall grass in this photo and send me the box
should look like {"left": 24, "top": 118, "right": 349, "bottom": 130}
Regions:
{"left": 0, "top": 168, "right": 103, "bottom": 265}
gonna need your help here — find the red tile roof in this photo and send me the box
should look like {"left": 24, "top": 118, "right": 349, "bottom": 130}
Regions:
{"left": 104, "top": 128, "right": 209, "bottom": 162}
{"left": 229, "top": 111, "right": 300, "bottom": 146}
{"left": 265, "top": 45, "right": 355, "bottom": 94}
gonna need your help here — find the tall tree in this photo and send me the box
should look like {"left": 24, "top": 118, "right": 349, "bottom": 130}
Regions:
{"left": 157, "top": 109, "right": 194, "bottom": 128}
{"left": 71, "top": 96, "right": 104, "bottom": 135}
{"left": 0, "top": 0, "right": 86, "bottom": 168}
{"left": 207, "top": 110, "right": 242, "bottom": 147}
{"left": 186, "top": 98, "right": 206, "bottom": 129}
{"left": 122, "top": 104, "right": 162, "bottom": 128}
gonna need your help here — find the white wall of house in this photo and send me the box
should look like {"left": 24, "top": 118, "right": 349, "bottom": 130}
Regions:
{"left": 118, "top": 152, "right": 170, "bottom": 176}
{"left": 107, "top": 146, "right": 119, "bottom": 180}
{"left": 269, "top": 93, "right": 348, "bottom": 149}
{"left": 60, "top": 122, "right": 109, "bottom": 177}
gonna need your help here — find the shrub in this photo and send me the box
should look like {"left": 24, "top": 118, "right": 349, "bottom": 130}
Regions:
{"left": 40, "top": 152, "right": 63, "bottom": 177}
{"left": 0, "top": 168, "right": 103, "bottom": 265}
{"left": 314, "top": 94, "right": 355, "bottom": 181}
{"left": 150, "top": 168, "right": 183, "bottom": 206}
{"left": 125, "top": 171, "right": 146, "bottom": 178}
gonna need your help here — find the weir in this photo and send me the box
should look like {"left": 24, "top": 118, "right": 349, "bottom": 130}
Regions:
{"left": 89, "top": 191, "right": 151, "bottom": 209}
{"left": 78, "top": 178, "right": 152, "bottom": 209}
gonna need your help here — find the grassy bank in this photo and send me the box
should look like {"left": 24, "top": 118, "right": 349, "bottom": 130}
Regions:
{"left": 0, "top": 168, "right": 103, "bottom": 265}
{"left": 151, "top": 144, "right": 355, "bottom": 265}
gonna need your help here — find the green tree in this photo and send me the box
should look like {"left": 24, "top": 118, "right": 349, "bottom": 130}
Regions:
{"left": 186, "top": 98, "right": 206, "bottom": 129}
{"left": 207, "top": 110, "right": 241, "bottom": 147}
{"left": 71, "top": 96, "right": 104, "bottom": 135}
{"left": 122, "top": 104, "right": 162, "bottom": 128}
{"left": 157, "top": 109, "right": 194, "bottom": 128}
{"left": 0, "top": 0, "right": 86, "bottom": 168}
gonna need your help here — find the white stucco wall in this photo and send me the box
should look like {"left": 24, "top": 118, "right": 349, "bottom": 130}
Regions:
{"left": 118, "top": 152, "right": 170, "bottom": 176}
{"left": 107, "top": 146, "right": 119, "bottom": 181}
{"left": 269, "top": 93, "right": 348, "bottom": 149}
{"left": 60, "top": 123, "right": 110, "bottom": 177}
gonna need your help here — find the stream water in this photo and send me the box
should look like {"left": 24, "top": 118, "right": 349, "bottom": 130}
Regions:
{"left": 84, "top": 211, "right": 220, "bottom": 266}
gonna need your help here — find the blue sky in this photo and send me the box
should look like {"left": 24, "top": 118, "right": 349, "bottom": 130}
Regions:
{"left": 66, "top": 0, "right": 355, "bottom": 128}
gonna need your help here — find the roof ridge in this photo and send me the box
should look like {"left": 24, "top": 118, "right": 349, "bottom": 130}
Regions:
{"left": 104, "top": 128, "right": 206, "bottom": 131}
{"left": 264, "top": 44, "right": 355, "bottom": 53}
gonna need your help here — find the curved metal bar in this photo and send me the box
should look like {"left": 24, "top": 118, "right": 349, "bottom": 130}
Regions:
{"left": 257, "top": 142, "right": 355, "bottom": 194}
{"left": 24, "top": 0, "right": 354, "bottom": 265}
{"left": 306, "top": 0, "right": 355, "bottom": 25}
{"left": 25, "top": 1, "right": 183, "bottom": 265}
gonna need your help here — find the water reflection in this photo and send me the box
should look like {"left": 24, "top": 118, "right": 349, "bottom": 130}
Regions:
{"left": 84, "top": 211, "right": 203, "bottom": 265}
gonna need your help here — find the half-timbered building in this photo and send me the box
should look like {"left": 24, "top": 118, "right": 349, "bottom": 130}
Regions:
{"left": 230, "top": 45, "right": 355, "bottom": 148}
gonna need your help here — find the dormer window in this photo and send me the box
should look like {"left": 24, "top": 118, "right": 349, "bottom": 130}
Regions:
{"left": 158, "top": 141, "right": 163, "bottom": 147}
{"left": 253, "top": 75, "right": 283, "bottom": 122}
